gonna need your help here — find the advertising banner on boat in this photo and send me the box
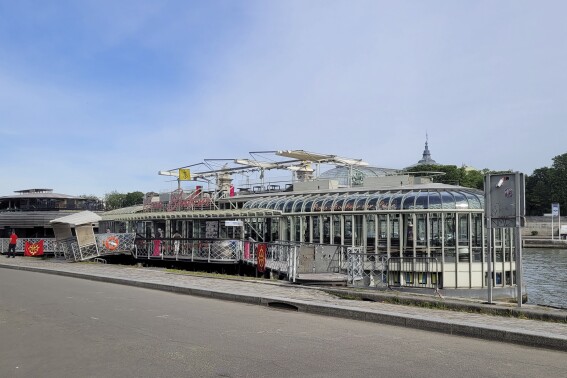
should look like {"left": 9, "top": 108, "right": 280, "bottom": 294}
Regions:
{"left": 257, "top": 243, "right": 267, "bottom": 273}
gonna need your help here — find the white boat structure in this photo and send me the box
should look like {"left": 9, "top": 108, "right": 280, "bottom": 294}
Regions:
{"left": 97, "top": 149, "right": 521, "bottom": 301}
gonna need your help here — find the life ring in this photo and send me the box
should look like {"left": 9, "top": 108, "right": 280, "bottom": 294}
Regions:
{"left": 104, "top": 236, "right": 119, "bottom": 251}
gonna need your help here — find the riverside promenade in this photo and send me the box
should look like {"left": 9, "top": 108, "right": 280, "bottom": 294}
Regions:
{"left": 1, "top": 257, "right": 566, "bottom": 352}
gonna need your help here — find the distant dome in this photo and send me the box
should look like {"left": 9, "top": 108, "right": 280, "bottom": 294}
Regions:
{"left": 318, "top": 166, "right": 398, "bottom": 186}
{"left": 405, "top": 136, "right": 438, "bottom": 169}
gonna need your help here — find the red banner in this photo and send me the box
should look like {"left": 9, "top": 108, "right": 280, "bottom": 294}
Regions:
{"left": 257, "top": 243, "right": 267, "bottom": 273}
{"left": 24, "top": 240, "right": 44, "bottom": 256}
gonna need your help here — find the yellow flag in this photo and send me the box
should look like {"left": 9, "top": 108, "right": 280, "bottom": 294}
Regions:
{"left": 179, "top": 168, "right": 191, "bottom": 181}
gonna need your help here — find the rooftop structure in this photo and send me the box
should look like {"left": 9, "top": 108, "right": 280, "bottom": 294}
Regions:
{"left": 0, "top": 189, "right": 104, "bottom": 238}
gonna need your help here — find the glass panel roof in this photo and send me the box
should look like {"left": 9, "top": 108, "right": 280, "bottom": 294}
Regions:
{"left": 242, "top": 188, "right": 485, "bottom": 213}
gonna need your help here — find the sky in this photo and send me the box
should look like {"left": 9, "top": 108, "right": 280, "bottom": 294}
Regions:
{"left": 1, "top": 0, "right": 566, "bottom": 198}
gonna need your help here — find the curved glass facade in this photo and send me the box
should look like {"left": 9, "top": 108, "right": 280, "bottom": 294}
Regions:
{"left": 243, "top": 188, "right": 485, "bottom": 213}
{"left": 102, "top": 184, "right": 516, "bottom": 291}
{"left": 238, "top": 186, "right": 515, "bottom": 291}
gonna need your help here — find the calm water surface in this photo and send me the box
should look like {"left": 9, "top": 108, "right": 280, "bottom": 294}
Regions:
{"left": 523, "top": 248, "right": 567, "bottom": 309}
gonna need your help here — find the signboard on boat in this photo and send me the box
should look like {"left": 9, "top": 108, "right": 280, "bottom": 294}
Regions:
{"left": 225, "top": 220, "right": 243, "bottom": 227}
{"left": 178, "top": 168, "right": 191, "bottom": 181}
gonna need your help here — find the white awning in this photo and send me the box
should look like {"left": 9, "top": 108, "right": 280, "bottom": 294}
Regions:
{"left": 276, "top": 150, "right": 368, "bottom": 166}
{"left": 50, "top": 210, "right": 102, "bottom": 226}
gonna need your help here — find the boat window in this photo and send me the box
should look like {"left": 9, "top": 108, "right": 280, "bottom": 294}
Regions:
{"left": 312, "top": 197, "right": 325, "bottom": 212}
{"left": 463, "top": 191, "right": 482, "bottom": 209}
{"left": 343, "top": 215, "right": 353, "bottom": 245}
{"left": 354, "top": 194, "right": 370, "bottom": 211}
{"left": 292, "top": 198, "right": 305, "bottom": 213}
{"left": 274, "top": 198, "right": 288, "bottom": 211}
{"left": 332, "top": 215, "right": 341, "bottom": 244}
{"left": 440, "top": 191, "right": 455, "bottom": 209}
{"left": 333, "top": 196, "right": 346, "bottom": 211}
{"left": 323, "top": 216, "right": 331, "bottom": 243}
{"left": 255, "top": 198, "right": 271, "bottom": 208}
{"left": 284, "top": 198, "right": 295, "bottom": 213}
{"left": 303, "top": 198, "right": 314, "bottom": 212}
{"left": 366, "top": 193, "right": 381, "bottom": 211}
{"left": 378, "top": 194, "right": 391, "bottom": 210}
{"left": 428, "top": 192, "right": 442, "bottom": 209}
{"left": 389, "top": 192, "right": 403, "bottom": 210}
{"left": 402, "top": 191, "right": 416, "bottom": 209}
{"left": 265, "top": 198, "right": 280, "bottom": 209}
{"left": 344, "top": 196, "right": 356, "bottom": 211}
{"left": 453, "top": 191, "right": 469, "bottom": 210}
{"left": 322, "top": 195, "right": 337, "bottom": 212}
{"left": 414, "top": 191, "right": 428, "bottom": 210}
{"left": 313, "top": 216, "right": 320, "bottom": 242}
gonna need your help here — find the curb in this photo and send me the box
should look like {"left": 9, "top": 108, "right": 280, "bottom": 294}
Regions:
{"left": 320, "top": 288, "right": 567, "bottom": 323}
{"left": 2, "top": 264, "right": 567, "bottom": 352}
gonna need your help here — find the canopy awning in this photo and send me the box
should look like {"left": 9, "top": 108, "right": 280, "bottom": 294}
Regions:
{"left": 50, "top": 210, "right": 102, "bottom": 226}
{"left": 101, "top": 208, "right": 282, "bottom": 222}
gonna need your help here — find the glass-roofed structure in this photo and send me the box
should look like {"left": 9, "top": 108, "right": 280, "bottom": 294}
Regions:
{"left": 100, "top": 150, "right": 518, "bottom": 295}
{"left": 231, "top": 183, "right": 506, "bottom": 290}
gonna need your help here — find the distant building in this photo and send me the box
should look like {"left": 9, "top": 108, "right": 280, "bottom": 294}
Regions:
{"left": 0, "top": 189, "right": 103, "bottom": 237}
{"left": 405, "top": 135, "right": 437, "bottom": 169}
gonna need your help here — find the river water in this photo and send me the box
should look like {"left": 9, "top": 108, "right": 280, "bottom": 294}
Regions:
{"left": 523, "top": 248, "right": 567, "bottom": 309}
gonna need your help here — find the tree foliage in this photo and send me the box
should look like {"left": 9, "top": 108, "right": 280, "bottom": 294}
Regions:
{"left": 526, "top": 152, "right": 567, "bottom": 215}
{"left": 104, "top": 191, "right": 145, "bottom": 210}
{"left": 404, "top": 164, "right": 487, "bottom": 190}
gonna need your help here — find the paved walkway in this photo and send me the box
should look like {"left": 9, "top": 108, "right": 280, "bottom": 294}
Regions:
{"left": 1, "top": 257, "right": 566, "bottom": 351}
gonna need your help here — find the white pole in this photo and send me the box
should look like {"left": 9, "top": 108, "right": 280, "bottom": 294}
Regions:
{"left": 552, "top": 212, "right": 554, "bottom": 241}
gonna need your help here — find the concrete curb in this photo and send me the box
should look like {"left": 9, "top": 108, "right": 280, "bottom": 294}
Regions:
{"left": 2, "top": 264, "right": 567, "bottom": 352}
{"left": 320, "top": 288, "right": 567, "bottom": 323}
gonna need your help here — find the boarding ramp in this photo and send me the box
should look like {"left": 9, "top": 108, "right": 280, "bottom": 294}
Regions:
{"left": 249, "top": 242, "right": 349, "bottom": 285}
{"left": 241, "top": 241, "right": 298, "bottom": 281}
{"left": 346, "top": 254, "right": 440, "bottom": 291}
{"left": 347, "top": 250, "right": 388, "bottom": 288}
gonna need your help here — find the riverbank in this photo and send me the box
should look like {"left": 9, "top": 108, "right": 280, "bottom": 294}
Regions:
{"left": 523, "top": 238, "right": 567, "bottom": 249}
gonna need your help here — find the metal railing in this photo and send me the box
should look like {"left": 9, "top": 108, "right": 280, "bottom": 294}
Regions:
{"left": 1, "top": 238, "right": 59, "bottom": 255}
{"left": 347, "top": 251, "right": 388, "bottom": 288}
{"left": 241, "top": 241, "right": 298, "bottom": 282}
{"left": 133, "top": 238, "right": 240, "bottom": 262}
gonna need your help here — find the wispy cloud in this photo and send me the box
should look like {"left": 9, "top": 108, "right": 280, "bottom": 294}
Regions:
{"left": 1, "top": 1, "right": 566, "bottom": 196}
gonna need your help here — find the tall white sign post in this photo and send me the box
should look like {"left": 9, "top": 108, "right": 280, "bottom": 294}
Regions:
{"left": 552, "top": 203, "right": 560, "bottom": 240}
{"left": 484, "top": 172, "right": 525, "bottom": 307}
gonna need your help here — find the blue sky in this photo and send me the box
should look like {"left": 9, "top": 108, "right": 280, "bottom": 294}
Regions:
{"left": 1, "top": 0, "right": 566, "bottom": 198}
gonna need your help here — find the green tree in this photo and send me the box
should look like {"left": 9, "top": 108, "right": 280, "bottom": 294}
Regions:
{"left": 104, "top": 191, "right": 145, "bottom": 210}
{"left": 525, "top": 152, "right": 567, "bottom": 215}
{"left": 525, "top": 167, "right": 552, "bottom": 215}
{"left": 104, "top": 191, "right": 126, "bottom": 210}
{"left": 124, "top": 191, "right": 145, "bottom": 207}
{"left": 404, "top": 164, "right": 485, "bottom": 190}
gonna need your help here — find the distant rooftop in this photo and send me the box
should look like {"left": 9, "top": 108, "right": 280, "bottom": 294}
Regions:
{"left": 14, "top": 188, "right": 54, "bottom": 194}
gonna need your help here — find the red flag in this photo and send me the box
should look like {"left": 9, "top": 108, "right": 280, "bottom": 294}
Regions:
{"left": 229, "top": 185, "right": 235, "bottom": 197}
{"left": 24, "top": 240, "right": 44, "bottom": 256}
